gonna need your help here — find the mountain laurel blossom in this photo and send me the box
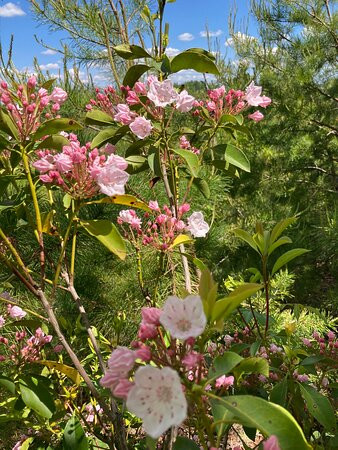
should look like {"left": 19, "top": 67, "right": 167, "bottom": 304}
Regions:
{"left": 186, "top": 212, "right": 210, "bottom": 237}
{"left": 8, "top": 305, "right": 26, "bottom": 320}
{"left": 263, "top": 435, "right": 281, "bottom": 450}
{"left": 160, "top": 295, "right": 207, "bottom": 340}
{"left": 147, "top": 78, "right": 179, "bottom": 107}
{"left": 129, "top": 116, "right": 153, "bottom": 139}
{"left": 126, "top": 366, "right": 187, "bottom": 438}
{"left": 176, "top": 89, "right": 195, "bottom": 112}
{"left": 248, "top": 111, "right": 264, "bottom": 122}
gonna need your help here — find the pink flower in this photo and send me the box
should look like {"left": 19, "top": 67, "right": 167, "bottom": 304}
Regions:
{"left": 248, "top": 111, "right": 264, "bottom": 122}
{"left": 119, "top": 209, "right": 142, "bottom": 229}
{"left": 160, "top": 295, "right": 207, "bottom": 340}
{"left": 176, "top": 90, "right": 195, "bottom": 112}
{"left": 94, "top": 155, "right": 129, "bottom": 196}
{"left": 135, "top": 345, "right": 152, "bottom": 361}
{"left": 208, "top": 86, "right": 225, "bottom": 101}
{"left": 141, "top": 307, "right": 161, "bottom": 326}
{"left": 147, "top": 78, "right": 178, "bottom": 107}
{"left": 27, "top": 76, "right": 37, "bottom": 89}
{"left": 126, "top": 366, "right": 187, "bottom": 438}
{"left": 182, "top": 351, "right": 203, "bottom": 370}
{"left": 244, "top": 81, "right": 263, "bottom": 106}
{"left": 258, "top": 95, "right": 271, "bottom": 108}
{"left": 53, "top": 344, "right": 64, "bottom": 353}
{"left": 215, "top": 375, "right": 234, "bottom": 389}
{"left": 8, "top": 305, "right": 26, "bottom": 320}
{"left": 321, "top": 377, "right": 329, "bottom": 387}
{"left": 263, "top": 435, "right": 280, "bottom": 450}
{"left": 206, "top": 100, "right": 216, "bottom": 111}
{"left": 54, "top": 153, "right": 73, "bottom": 173}
{"left": 179, "top": 135, "right": 190, "bottom": 149}
{"left": 302, "top": 338, "right": 312, "bottom": 347}
{"left": 148, "top": 200, "right": 160, "bottom": 211}
{"left": 186, "top": 212, "right": 210, "bottom": 238}
{"left": 114, "top": 104, "right": 135, "bottom": 125}
{"left": 126, "top": 91, "right": 140, "bottom": 105}
{"left": 100, "top": 370, "right": 123, "bottom": 390}
{"left": 33, "top": 155, "right": 55, "bottom": 173}
{"left": 104, "top": 143, "right": 116, "bottom": 154}
{"left": 134, "top": 81, "right": 147, "bottom": 95}
{"left": 270, "top": 344, "right": 282, "bottom": 353}
{"left": 38, "top": 88, "right": 48, "bottom": 98}
{"left": 327, "top": 331, "right": 335, "bottom": 341}
{"left": 138, "top": 323, "right": 158, "bottom": 340}
{"left": 129, "top": 116, "right": 153, "bottom": 139}
{"left": 49, "top": 87, "right": 68, "bottom": 105}
{"left": 113, "top": 378, "right": 134, "bottom": 399}
{"left": 0, "top": 316, "right": 5, "bottom": 328}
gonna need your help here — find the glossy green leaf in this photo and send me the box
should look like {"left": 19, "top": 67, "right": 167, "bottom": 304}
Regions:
{"left": 173, "top": 147, "right": 200, "bottom": 177}
{"left": 148, "top": 148, "right": 162, "bottom": 177}
{"left": 173, "top": 437, "right": 200, "bottom": 449}
{"left": 219, "top": 114, "right": 239, "bottom": 125}
{"left": 0, "top": 109, "right": 18, "bottom": 140}
{"left": 211, "top": 398, "right": 230, "bottom": 439}
{"left": 0, "top": 134, "right": 10, "bottom": 150}
{"left": 299, "top": 383, "right": 336, "bottom": 431}
{"left": 211, "top": 283, "right": 263, "bottom": 322}
{"left": 169, "top": 234, "right": 194, "bottom": 249}
{"left": 270, "top": 217, "right": 297, "bottom": 244}
{"left": 184, "top": 47, "right": 216, "bottom": 60}
{"left": 271, "top": 248, "right": 310, "bottom": 275}
{"left": 33, "top": 118, "right": 82, "bottom": 140}
{"left": 225, "top": 144, "right": 250, "bottom": 172}
{"left": 233, "top": 357, "right": 269, "bottom": 380}
{"left": 85, "top": 109, "right": 115, "bottom": 126}
{"left": 270, "top": 377, "right": 288, "bottom": 407}
{"left": 192, "top": 178, "right": 210, "bottom": 198}
{"left": 125, "top": 155, "right": 148, "bottom": 174}
{"left": 0, "top": 375, "right": 16, "bottom": 394}
{"left": 80, "top": 219, "right": 126, "bottom": 260}
{"left": 268, "top": 236, "right": 292, "bottom": 256}
{"left": 171, "top": 51, "right": 220, "bottom": 75}
{"left": 90, "top": 125, "right": 128, "bottom": 149}
{"left": 87, "top": 194, "right": 150, "bottom": 211}
{"left": 208, "top": 352, "right": 243, "bottom": 379}
{"left": 233, "top": 228, "right": 258, "bottom": 252}
{"left": 113, "top": 44, "right": 152, "bottom": 60}
{"left": 36, "top": 134, "right": 69, "bottom": 151}
{"left": 123, "top": 64, "right": 151, "bottom": 87}
{"left": 19, "top": 375, "right": 55, "bottom": 418}
{"left": 63, "top": 414, "right": 89, "bottom": 450}
{"left": 198, "top": 268, "right": 218, "bottom": 318}
{"left": 210, "top": 395, "right": 311, "bottom": 450}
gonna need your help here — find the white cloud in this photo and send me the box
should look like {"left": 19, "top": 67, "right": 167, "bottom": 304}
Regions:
{"left": 0, "top": 2, "right": 25, "bottom": 17}
{"left": 200, "top": 29, "right": 223, "bottom": 38}
{"left": 68, "top": 68, "right": 88, "bottom": 83}
{"left": 165, "top": 47, "right": 180, "bottom": 57}
{"left": 41, "top": 49, "right": 57, "bottom": 55}
{"left": 169, "top": 69, "right": 216, "bottom": 84}
{"left": 39, "top": 63, "right": 60, "bottom": 70}
{"left": 178, "top": 33, "right": 194, "bottom": 42}
{"left": 225, "top": 32, "right": 257, "bottom": 47}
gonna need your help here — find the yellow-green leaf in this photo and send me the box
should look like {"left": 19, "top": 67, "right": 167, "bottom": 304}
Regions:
{"left": 36, "top": 360, "right": 81, "bottom": 385}
{"left": 169, "top": 234, "right": 194, "bottom": 249}
{"left": 86, "top": 194, "right": 150, "bottom": 211}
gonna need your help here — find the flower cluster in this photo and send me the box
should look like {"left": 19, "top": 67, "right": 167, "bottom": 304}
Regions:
{"left": 179, "top": 135, "right": 200, "bottom": 154}
{"left": 0, "top": 77, "right": 67, "bottom": 140}
{"left": 117, "top": 202, "right": 209, "bottom": 251}
{"left": 193, "top": 81, "right": 271, "bottom": 122}
{"left": 0, "top": 325, "right": 52, "bottom": 364}
{"left": 32, "top": 135, "right": 129, "bottom": 198}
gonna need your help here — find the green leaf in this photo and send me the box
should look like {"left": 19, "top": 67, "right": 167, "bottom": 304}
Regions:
{"left": 123, "top": 64, "right": 151, "bottom": 87}
{"left": 184, "top": 47, "right": 216, "bottom": 60}
{"left": 233, "top": 357, "right": 269, "bottom": 381}
{"left": 208, "top": 352, "right": 243, "bottom": 379}
{"left": 299, "top": 383, "right": 336, "bottom": 431}
{"left": 113, "top": 44, "right": 152, "bottom": 60}
{"left": 192, "top": 178, "right": 210, "bottom": 198}
{"left": 268, "top": 236, "right": 292, "bottom": 256}
{"left": 169, "top": 234, "right": 194, "bottom": 249}
{"left": 125, "top": 155, "right": 148, "bottom": 174}
{"left": 36, "top": 134, "right": 69, "bottom": 151}
{"left": 33, "top": 118, "right": 82, "bottom": 140}
{"left": 0, "top": 375, "right": 16, "bottom": 394}
{"left": 270, "top": 217, "right": 297, "bottom": 244}
{"left": 148, "top": 148, "right": 162, "bottom": 177}
{"left": 85, "top": 109, "right": 115, "bottom": 126}
{"left": 0, "top": 134, "right": 10, "bottom": 150}
{"left": 233, "top": 228, "right": 258, "bottom": 252}
{"left": 271, "top": 248, "right": 310, "bottom": 275}
{"left": 171, "top": 51, "right": 220, "bottom": 75}
{"left": 199, "top": 268, "right": 218, "bottom": 318}
{"left": 0, "top": 109, "right": 18, "bottom": 140}
{"left": 35, "top": 360, "right": 81, "bottom": 385}
{"left": 225, "top": 144, "right": 250, "bottom": 172}
{"left": 211, "top": 398, "right": 230, "bottom": 439}
{"left": 87, "top": 194, "right": 150, "bottom": 211}
{"left": 91, "top": 125, "right": 128, "bottom": 149}
{"left": 210, "top": 395, "right": 311, "bottom": 450}
{"left": 63, "top": 414, "right": 89, "bottom": 450}
{"left": 80, "top": 219, "right": 126, "bottom": 260}
{"left": 173, "top": 148, "right": 200, "bottom": 177}
{"left": 211, "top": 283, "right": 263, "bottom": 322}
{"left": 20, "top": 438, "right": 34, "bottom": 450}
{"left": 173, "top": 437, "right": 200, "bottom": 449}
{"left": 19, "top": 375, "right": 55, "bottom": 418}
{"left": 219, "top": 114, "right": 239, "bottom": 125}
{"left": 270, "top": 377, "right": 288, "bottom": 407}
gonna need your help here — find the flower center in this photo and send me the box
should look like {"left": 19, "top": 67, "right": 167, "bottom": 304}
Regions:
{"left": 176, "top": 319, "right": 191, "bottom": 332}
{"left": 157, "top": 386, "right": 172, "bottom": 402}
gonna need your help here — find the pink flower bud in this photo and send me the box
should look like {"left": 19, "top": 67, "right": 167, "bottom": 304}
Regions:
{"left": 135, "top": 346, "right": 151, "bottom": 361}
{"left": 138, "top": 323, "right": 158, "bottom": 341}
{"left": 113, "top": 379, "right": 134, "bottom": 399}
{"left": 27, "top": 76, "right": 37, "bottom": 89}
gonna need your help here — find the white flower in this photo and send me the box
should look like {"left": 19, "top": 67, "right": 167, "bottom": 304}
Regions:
{"left": 176, "top": 89, "right": 195, "bottom": 112}
{"left": 160, "top": 295, "right": 207, "bottom": 340}
{"left": 126, "top": 366, "right": 187, "bottom": 438}
{"left": 186, "top": 212, "right": 209, "bottom": 238}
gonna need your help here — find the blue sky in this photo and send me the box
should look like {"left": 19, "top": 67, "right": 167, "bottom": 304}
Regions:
{"left": 0, "top": 0, "right": 257, "bottom": 83}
